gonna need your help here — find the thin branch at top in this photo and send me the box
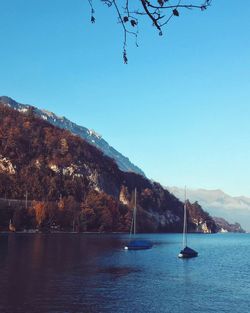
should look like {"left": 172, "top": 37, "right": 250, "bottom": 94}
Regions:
{"left": 88, "top": 0, "right": 213, "bottom": 62}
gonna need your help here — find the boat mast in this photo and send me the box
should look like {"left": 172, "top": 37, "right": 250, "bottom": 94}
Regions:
{"left": 133, "top": 188, "right": 137, "bottom": 235}
{"left": 183, "top": 186, "right": 188, "bottom": 248}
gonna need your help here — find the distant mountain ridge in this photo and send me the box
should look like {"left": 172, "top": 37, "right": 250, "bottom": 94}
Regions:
{"left": 212, "top": 217, "right": 245, "bottom": 233}
{"left": 0, "top": 96, "right": 145, "bottom": 176}
{"left": 168, "top": 187, "right": 250, "bottom": 231}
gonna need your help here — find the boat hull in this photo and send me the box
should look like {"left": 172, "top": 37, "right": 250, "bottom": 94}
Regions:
{"left": 178, "top": 246, "right": 198, "bottom": 258}
{"left": 124, "top": 240, "right": 153, "bottom": 250}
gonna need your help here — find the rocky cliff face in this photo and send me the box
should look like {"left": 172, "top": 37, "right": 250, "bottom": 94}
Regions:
{"left": 0, "top": 155, "right": 16, "bottom": 175}
{"left": 213, "top": 217, "right": 245, "bottom": 233}
{"left": 185, "top": 200, "right": 218, "bottom": 233}
{"left": 0, "top": 103, "right": 217, "bottom": 233}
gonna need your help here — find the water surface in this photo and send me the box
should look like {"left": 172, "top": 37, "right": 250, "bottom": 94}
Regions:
{"left": 0, "top": 233, "right": 249, "bottom": 313}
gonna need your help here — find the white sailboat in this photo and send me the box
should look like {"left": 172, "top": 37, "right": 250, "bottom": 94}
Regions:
{"left": 178, "top": 187, "right": 198, "bottom": 258}
{"left": 124, "top": 188, "right": 152, "bottom": 250}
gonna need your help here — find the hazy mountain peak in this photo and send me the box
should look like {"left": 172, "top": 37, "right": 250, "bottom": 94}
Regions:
{"left": 0, "top": 96, "right": 20, "bottom": 107}
{"left": 168, "top": 186, "right": 250, "bottom": 231}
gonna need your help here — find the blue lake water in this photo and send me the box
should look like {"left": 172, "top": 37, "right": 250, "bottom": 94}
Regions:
{"left": 0, "top": 233, "right": 249, "bottom": 313}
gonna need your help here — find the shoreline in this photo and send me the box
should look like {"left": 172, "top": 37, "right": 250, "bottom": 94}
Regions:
{"left": 0, "top": 231, "right": 247, "bottom": 235}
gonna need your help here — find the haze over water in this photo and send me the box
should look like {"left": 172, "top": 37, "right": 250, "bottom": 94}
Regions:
{"left": 0, "top": 233, "right": 249, "bottom": 313}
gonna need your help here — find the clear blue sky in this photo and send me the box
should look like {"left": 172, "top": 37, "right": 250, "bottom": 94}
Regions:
{"left": 1, "top": 0, "right": 250, "bottom": 197}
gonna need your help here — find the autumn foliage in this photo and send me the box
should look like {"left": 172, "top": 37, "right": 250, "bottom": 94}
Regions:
{"left": 0, "top": 104, "right": 217, "bottom": 233}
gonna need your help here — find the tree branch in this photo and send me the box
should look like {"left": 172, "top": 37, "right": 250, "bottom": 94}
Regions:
{"left": 88, "top": 0, "right": 213, "bottom": 62}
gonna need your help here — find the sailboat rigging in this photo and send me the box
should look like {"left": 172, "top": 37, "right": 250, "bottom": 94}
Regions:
{"left": 124, "top": 188, "right": 152, "bottom": 250}
{"left": 178, "top": 187, "right": 198, "bottom": 258}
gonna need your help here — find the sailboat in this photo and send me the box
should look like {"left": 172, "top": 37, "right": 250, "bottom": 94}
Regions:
{"left": 178, "top": 188, "right": 198, "bottom": 258}
{"left": 124, "top": 188, "right": 152, "bottom": 250}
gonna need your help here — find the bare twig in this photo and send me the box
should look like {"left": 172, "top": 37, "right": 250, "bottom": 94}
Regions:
{"left": 87, "top": 0, "right": 213, "bottom": 62}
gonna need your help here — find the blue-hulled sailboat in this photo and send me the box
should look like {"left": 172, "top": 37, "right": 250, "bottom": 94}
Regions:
{"left": 178, "top": 188, "right": 198, "bottom": 258}
{"left": 124, "top": 188, "right": 152, "bottom": 250}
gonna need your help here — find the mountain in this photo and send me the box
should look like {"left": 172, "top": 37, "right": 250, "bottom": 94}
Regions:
{"left": 212, "top": 217, "right": 245, "bottom": 233}
{"left": 168, "top": 187, "right": 249, "bottom": 232}
{"left": 0, "top": 103, "right": 217, "bottom": 233}
{"left": 0, "top": 96, "right": 145, "bottom": 176}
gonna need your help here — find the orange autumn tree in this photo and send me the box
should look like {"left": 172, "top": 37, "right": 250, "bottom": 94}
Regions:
{"left": 57, "top": 196, "right": 81, "bottom": 230}
{"left": 32, "top": 201, "right": 47, "bottom": 228}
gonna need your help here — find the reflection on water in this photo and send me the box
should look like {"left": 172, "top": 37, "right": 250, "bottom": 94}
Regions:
{"left": 0, "top": 233, "right": 250, "bottom": 313}
{"left": 98, "top": 266, "right": 141, "bottom": 276}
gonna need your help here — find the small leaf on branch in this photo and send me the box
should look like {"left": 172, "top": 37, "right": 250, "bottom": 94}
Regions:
{"left": 159, "top": 31, "right": 163, "bottom": 36}
{"left": 123, "top": 49, "right": 128, "bottom": 64}
{"left": 91, "top": 16, "right": 95, "bottom": 23}
{"left": 123, "top": 16, "right": 129, "bottom": 23}
{"left": 130, "top": 20, "right": 137, "bottom": 27}
{"left": 173, "top": 9, "right": 179, "bottom": 16}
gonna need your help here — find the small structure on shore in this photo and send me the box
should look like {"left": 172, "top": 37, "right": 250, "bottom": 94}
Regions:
{"left": 9, "top": 219, "right": 16, "bottom": 232}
